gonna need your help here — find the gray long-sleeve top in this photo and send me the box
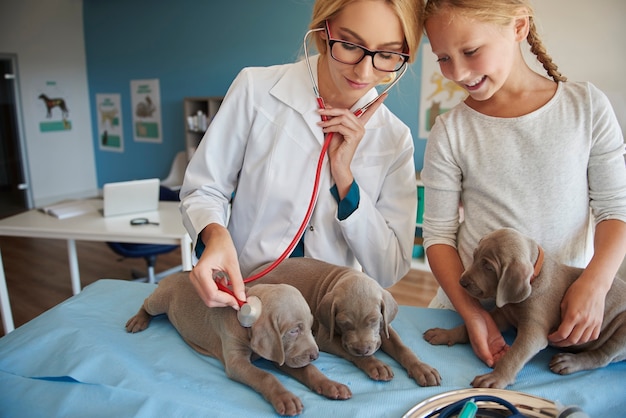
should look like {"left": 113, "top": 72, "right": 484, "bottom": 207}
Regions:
{"left": 422, "top": 81, "right": 626, "bottom": 279}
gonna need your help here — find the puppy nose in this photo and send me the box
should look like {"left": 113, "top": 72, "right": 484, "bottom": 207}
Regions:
{"left": 310, "top": 351, "right": 319, "bottom": 361}
{"left": 353, "top": 345, "right": 373, "bottom": 356}
{"left": 459, "top": 278, "right": 470, "bottom": 288}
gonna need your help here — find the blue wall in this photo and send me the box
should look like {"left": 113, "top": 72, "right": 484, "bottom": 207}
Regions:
{"left": 84, "top": 0, "right": 425, "bottom": 186}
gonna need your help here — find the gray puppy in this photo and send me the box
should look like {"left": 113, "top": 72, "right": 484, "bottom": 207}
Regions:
{"left": 252, "top": 257, "right": 442, "bottom": 387}
{"left": 424, "top": 227, "right": 626, "bottom": 388}
{"left": 126, "top": 272, "right": 351, "bottom": 416}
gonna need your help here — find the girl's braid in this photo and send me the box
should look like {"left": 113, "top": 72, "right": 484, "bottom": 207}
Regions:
{"left": 527, "top": 17, "right": 567, "bottom": 82}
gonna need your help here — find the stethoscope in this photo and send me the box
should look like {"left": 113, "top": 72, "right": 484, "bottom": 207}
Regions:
{"left": 219, "top": 26, "right": 409, "bottom": 327}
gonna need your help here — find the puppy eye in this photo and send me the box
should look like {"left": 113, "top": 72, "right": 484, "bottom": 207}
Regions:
{"left": 336, "top": 320, "right": 354, "bottom": 331}
{"left": 482, "top": 260, "right": 494, "bottom": 272}
{"left": 287, "top": 326, "right": 301, "bottom": 337}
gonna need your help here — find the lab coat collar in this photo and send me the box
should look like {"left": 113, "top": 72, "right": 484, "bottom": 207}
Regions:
{"left": 270, "top": 55, "right": 381, "bottom": 143}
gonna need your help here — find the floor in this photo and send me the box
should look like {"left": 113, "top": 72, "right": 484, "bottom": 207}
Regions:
{"left": 0, "top": 235, "right": 439, "bottom": 337}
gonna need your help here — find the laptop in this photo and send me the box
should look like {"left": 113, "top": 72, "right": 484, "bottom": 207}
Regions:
{"left": 102, "top": 178, "right": 160, "bottom": 217}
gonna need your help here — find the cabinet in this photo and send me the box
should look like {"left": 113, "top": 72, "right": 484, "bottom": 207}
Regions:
{"left": 183, "top": 96, "right": 223, "bottom": 160}
{"left": 411, "top": 173, "right": 430, "bottom": 272}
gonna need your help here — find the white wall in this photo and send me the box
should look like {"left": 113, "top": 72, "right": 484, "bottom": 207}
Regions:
{"left": 0, "top": 0, "right": 623, "bottom": 209}
{"left": 0, "top": 0, "right": 97, "bottom": 206}
{"left": 528, "top": 0, "right": 626, "bottom": 134}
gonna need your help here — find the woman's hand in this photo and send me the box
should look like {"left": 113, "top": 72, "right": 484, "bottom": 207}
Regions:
{"left": 189, "top": 223, "right": 246, "bottom": 310}
{"left": 317, "top": 93, "right": 387, "bottom": 198}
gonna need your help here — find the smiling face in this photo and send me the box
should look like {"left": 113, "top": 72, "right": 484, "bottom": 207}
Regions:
{"left": 317, "top": 0, "right": 406, "bottom": 109}
{"left": 424, "top": 7, "right": 524, "bottom": 103}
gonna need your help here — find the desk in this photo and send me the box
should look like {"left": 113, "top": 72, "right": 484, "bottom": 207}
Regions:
{"left": 0, "top": 200, "right": 192, "bottom": 334}
{"left": 0, "top": 279, "right": 623, "bottom": 417}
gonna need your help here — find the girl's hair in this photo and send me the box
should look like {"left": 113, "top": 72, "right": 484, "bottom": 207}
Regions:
{"left": 423, "top": 0, "right": 567, "bottom": 82}
{"left": 309, "top": 0, "right": 424, "bottom": 64}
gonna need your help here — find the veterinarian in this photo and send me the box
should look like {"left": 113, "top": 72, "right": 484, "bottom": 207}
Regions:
{"left": 180, "top": 0, "right": 422, "bottom": 310}
{"left": 420, "top": 0, "right": 626, "bottom": 368}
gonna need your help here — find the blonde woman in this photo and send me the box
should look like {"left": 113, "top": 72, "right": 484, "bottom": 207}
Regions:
{"left": 181, "top": 0, "right": 423, "bottom": 309}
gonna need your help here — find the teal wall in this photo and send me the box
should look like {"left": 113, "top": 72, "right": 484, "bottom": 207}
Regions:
{"left": 84, "top": 0, "right": 426, "bottom": 186}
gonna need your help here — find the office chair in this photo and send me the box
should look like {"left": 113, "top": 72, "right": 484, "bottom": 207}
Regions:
{"left": 106, "top": 185, "right": 182, "bottom": 284}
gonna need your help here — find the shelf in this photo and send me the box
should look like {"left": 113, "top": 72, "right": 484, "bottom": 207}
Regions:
{"left": 183, "top": 96, "right": 223, "bottom": 160}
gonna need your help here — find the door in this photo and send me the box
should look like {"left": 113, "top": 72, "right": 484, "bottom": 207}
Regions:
{"left": 0, "top": 54, "right": 31, "bottom": 218}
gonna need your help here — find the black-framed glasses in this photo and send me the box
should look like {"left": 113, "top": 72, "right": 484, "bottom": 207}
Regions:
{"left": 325, "top": 20, "right": 408, "bottom": 72}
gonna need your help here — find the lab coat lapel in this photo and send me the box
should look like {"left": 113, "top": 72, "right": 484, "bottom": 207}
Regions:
{"left": 270, "top": 55, "right": 325, "bottom": 144}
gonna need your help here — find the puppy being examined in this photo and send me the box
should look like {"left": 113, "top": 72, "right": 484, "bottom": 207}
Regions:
{"left": 126, "top": 272, "right": 350, "bottom": 416}
{"left": 252, "top": 257, "right": 441, "bottom": 387}
{"left": 424, "top": 228, "right": 626, "bottom": 389}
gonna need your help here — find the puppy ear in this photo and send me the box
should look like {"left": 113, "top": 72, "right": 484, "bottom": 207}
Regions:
{"left": 249, "top": 315, "right": 286, "bottom": 365}
{"left": 496, "top": 259, "right": 533, "bottom": 307}
{"left": 316, "top": 292, "right": 336, "bottom": 339}
{"left": 380, "top": 289, "right": 398, "bottom": 339}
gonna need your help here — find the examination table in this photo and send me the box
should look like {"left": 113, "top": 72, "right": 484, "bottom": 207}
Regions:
{"left": 0, "top": 279, "right": 623, "bottom": 417}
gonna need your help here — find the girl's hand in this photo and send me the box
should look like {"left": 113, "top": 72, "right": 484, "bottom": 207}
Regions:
{"left": 317, "top": 94, "right": 387, "bottom": 198}
{"left": 189, "top": 223, "right": 246, "bottom": 310}
{"left": 465, "top": 308, "right": 509, "bottom": 367}
{"left": 548, "top": 273, "right": 604, "bottom": 347}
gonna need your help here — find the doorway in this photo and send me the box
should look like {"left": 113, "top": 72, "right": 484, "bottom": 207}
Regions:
{"left": 0, "top": 54, "right": 31, "bottom": 219}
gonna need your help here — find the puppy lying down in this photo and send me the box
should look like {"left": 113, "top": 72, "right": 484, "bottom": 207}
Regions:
{"left": 126, "top": 272, "right": 350, "bottom": 416}
{"left": 252, "top": 257, "right": 442, "bottom": 387}
{"left": 424, "top": 228, "right": 626, "bottom": 389}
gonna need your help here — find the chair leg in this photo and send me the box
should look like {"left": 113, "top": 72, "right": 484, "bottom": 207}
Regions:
{"left": 146, "top": 255, "right": 157, "bottom": 284}
{"left": 154, "top": 265, "right": 184, "bottom": 283}
{"left": 147, "top": 265, "right": 156, "bottom": 284}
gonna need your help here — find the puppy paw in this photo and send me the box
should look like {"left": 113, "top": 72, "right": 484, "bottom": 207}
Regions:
{"left": 313, "top": 379, "right": 352, "bottom": 400}
{"left": 549, "top": 353, "right": 583, "bottom": 375}
{"left": 408, "top": 362, "right": 442, "bottom": 386}
{"left": 423, "top": 328, "right": 459, "bottom": 346}
{"left": 125, "top": 309, "right": 152, "bottom": 333}
{"left": 270, "top": 393, "right": 304, "bottom": 416}
{"left": 355, "top": 357, "right": 394, "bottom": 381}
{"left": 470, "top": 371, "right": 511, "bottom": 389}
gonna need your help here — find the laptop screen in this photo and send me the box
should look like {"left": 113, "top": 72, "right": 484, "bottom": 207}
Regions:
{"left": 102, "top": 178, "right": 160, "bottom": 217}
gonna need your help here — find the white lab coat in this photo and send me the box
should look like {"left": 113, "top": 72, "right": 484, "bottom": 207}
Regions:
{"left": 180, "top": 55, "right": 417, "bottom": 287}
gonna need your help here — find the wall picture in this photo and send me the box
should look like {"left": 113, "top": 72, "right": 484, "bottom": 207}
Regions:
{"left": 96, "top": 93, "right": 124, "bottom": 152}
{"left": 419, "top": 43, "right": 467, "bottom": 139}
{"left": 36, "top": 80, "right": 72, "bottom": 132}
{"left": 130, "top": 78, "right": 162, "bottom": 143}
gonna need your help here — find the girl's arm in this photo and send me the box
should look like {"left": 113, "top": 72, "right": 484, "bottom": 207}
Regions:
{"left": 427, "top": 243, "right": 508, "bottom": 367}
{"left": 549, "top": 219, "right": 626, "bottom": 346}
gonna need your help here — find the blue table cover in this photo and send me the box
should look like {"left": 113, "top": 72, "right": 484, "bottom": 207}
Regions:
{"left": 0, "top": 279, "right": 623, "bottom": 417}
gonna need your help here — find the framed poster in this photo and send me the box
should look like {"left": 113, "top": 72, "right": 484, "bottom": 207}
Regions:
{"left": 96, "top": 93, "right": 124, "bottom": 152}
{"left": 36, "top": 80, "right": 72, "bottom": 132}
{"left": 419, "top": 43, "right": 467, "bottom": 139}
{"left": 130, "top": 78, "right": 162, "bottom": 143}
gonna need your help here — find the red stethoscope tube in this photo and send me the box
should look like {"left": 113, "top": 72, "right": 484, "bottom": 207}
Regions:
{"left": 216, "top": 97, "right": 335, "bottom": 305}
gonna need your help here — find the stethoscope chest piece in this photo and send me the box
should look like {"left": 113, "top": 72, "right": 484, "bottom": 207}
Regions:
{"left": 237, "top": 296, "right": 262, "bottom": 328}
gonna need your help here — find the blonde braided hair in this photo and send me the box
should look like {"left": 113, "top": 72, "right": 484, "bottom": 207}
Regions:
{"left": 527, "top": 16, "right": 566, "bottom": 82}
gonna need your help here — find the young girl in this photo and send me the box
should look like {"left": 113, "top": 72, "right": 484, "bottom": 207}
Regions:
{"left": 180, "top": 0, "right": 422, "bottom": 310}
{"left": 421, "top": 0, "right": 626, "bottom": 367}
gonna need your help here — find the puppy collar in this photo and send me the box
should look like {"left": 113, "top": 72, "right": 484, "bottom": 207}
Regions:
{"left": 531, "top": 245, "right": 544, "bottom": 282}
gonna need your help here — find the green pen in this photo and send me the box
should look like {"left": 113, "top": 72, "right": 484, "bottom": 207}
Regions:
{"left": 458, "top": 398, "right": 478, "bottom": 418}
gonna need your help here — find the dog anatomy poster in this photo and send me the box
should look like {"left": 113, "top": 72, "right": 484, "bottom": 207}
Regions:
{"left": 130, "top": 79, "right": 162, "bottom": 143}
{"left": 419, "top": 43, "right": 467, "bottom": 139}
{"left": 36, "top": 81, "right": 72, "bottom": 132}
{"left": 96, "top": 93, "right": 124, "bottom": 152}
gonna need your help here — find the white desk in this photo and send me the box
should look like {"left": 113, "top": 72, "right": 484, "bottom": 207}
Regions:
{"left": 0, "top": 199, "right": 192, "bottom": 334}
